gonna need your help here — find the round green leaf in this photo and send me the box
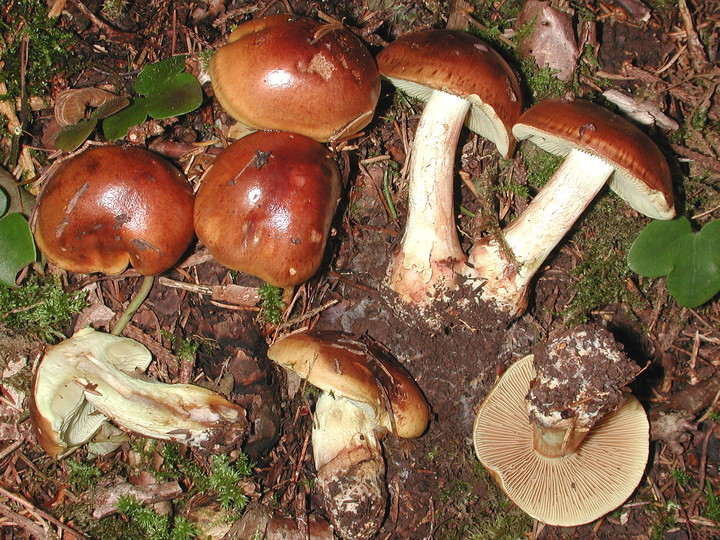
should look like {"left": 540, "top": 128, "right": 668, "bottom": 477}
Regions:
{"left": 628, "top": 217, "right": 692, "bottom": 277}
{"left": 0, "top": 213, "right": 36, "bottom": 287}
{"left": 666, "top": 230, "right": 720, "bottom": 307}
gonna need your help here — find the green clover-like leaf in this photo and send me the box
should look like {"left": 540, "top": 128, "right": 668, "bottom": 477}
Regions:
{"left": 0, "top": 187, "right": 7, "bottom": 216}
{"left": 134, "top": 56, "right": 187, "bottom": 95}
{"left": 102, "top": 99, "right": 149, "bottom": 141}
{"left": 55, "top": 118, "right": 98, "bottom": 152}
{"left": 101, "top": 56, "right": 202, "bottom": 139}
{"left": 0, "top": 213, "right": 36, "bottom": 287}
{"left": 628, "top": 217, "right": 691, "bottom": 277}
{"left": 628, "top": 217, "right": 720, "bottom": 308}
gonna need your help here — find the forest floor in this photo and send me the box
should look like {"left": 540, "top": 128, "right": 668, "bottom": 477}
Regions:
{"left": 1, "top": 0, "right": 720, "bottom": 539}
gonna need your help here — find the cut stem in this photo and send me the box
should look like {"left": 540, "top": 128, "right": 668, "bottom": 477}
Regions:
{"left": 388, "top": 90, "right": 470, "bottom": 305}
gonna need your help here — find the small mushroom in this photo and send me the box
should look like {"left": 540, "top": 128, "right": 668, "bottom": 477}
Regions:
{"left": 464, "top": 97, "right": 676, "bottom": 316}
{"left": 194, "top": 130, "right": 341, "bottom": 289}
{"left": 33, "top": 145, "right": 196, "bottom": 334}
{"left": 30, "top": 328, "right": 247, "bottom": 459}
{"left": 210, "top": 14, "right": 380, "bottom": 143}
{"left": 34, "top": 146, "right": 195, "bottom": 277}
{"left": 473, "top": 325, "right": 648, "bottom": 526}
{"left": 376, "top": 30, "right": 523, "bottom": 307}
{"left": 267, "top": 331, "right": 429, "bottom": 540}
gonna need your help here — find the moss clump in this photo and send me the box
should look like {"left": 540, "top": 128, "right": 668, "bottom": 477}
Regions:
{"left": 0, "top": 273, "right": 87, "bottom": 342}
{"left": 519, "top": 144, "right": 564, "bottom": 190}
{"left": 563, "top": 196, "right": 646, "bottom": 323}
{"left": 258, "top": 283, "right": 285, "bottom": 325}
{"left": 0, "top": 0, "right": 79, "bottom": 100}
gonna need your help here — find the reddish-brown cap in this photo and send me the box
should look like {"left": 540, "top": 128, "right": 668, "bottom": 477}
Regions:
{"left": 267, "top": 331, "right": 430, "bottom": 439}
{"left": 34, "top": 146, "right": 195, "bottom": 275}
{"left": 194, "top": 131, "right": 341, "bottom": 288}
{"left": 512, "top": 98, "right": 675, "bottom": 220}
{"left": 376, "top": 29, "right": 523, "bottom": 157}
{"left": 210, "top": 14, "right": 380, "bottom": 143}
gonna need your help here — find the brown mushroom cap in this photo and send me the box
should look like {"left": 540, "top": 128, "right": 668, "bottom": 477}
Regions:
{"left": 376, "top": 29, "right": 522, "bottom": 157}
{"left": 512, "top": 98, "right": 675, "bottom": 219}
{"left": 34, "top": 146, "right": 195, "bottom": 276}
{"left": 194, "top": 131, "right": 341, "bottom": 288}
{"left": 210, "top": 14, "right": 380, "bottom": 143}
{"left": 267, "top": 331, "right": 430, "bottom": 439}
{"left": 473, "top": 354, "right": 649, "bottom": 527}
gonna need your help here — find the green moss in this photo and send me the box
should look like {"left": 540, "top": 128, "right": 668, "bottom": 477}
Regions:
{"left": 258, "top": 283, "right": 285, "bottom": 325}
{"left": 519, "top": 144, "right": 564, "bottom": 189}
{"left": 671, "top": 468, "right": 691, "bottom": 488}
{"left": 433, "top": 450, "right": 531, "bottom": 540}
{"left": 116, "top": 495, "right": 201, "bottom": 540}
{"left": 67, "top": 460, "right": 103, "bottom": 492}
{"left": 563, "top": 196, "right": 646, "bottom": 323}
{"left": 521, "top": 61, "right": 571, "bottom": 102}
{"left": 0, "top": 0, "right": 80, "bottom": 100}
{"left": 649, "top": 501, "right": 680, "bottom": 540}
{"left": 0, "top": 273, "right": 87, "bottom": 342}
{"left": 157, "top": 444, "right": 252, "bottom": 517}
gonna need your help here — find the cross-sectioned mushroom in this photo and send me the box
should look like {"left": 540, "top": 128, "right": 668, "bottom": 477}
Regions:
{"left": 267, "top": 331, "right": 429, "bottom": 540}
{"left": 30, "top": 328, "right": 247, "bottom": 458}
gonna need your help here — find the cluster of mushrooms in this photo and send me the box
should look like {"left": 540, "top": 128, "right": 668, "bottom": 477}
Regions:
{"left": 27, "top": 12, "right": 679, "bottom": 539}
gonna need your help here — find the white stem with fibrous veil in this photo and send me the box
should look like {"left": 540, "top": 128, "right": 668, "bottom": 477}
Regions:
{"left": 388, "top": 90, "right": 470, "bottom": 306}
{"left": 466, "top": 148, "right": 616, "bottom": 315}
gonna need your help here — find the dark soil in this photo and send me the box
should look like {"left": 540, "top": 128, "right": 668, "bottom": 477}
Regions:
{"left": 2, "top": 1, "right": 720, "bottom": 540}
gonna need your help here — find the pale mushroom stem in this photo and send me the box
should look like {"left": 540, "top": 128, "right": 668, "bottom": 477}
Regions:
{"left": 466, "top": 148, "right": 615, "bottom": 314}
{"left": 111, "top": 275, "right": 154, "bottom": 336}
{"left": 532, "top": 421, "right": 591, "bottom": 458}
{"left": 388, "top": 90, "right": 470, "bottom": 305}
{"left": 312, "top": 392, "right": 382, "bottom": 471}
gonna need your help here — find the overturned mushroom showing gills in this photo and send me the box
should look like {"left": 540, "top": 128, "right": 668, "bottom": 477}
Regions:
{"left": 465, "top": 97, "right": 675, "bottom": 316}
{"left": 194, "top": 130, "right": 341, "bottom": 288}
{"left": 34, "top": 146, "right": 195, "bottom": 276}
{"left": 30, "top": 328, "right": 152, "bottom": 458}
{"left": 376, "top": 30, "right": 522, "bottom": 307}
{"left": 30, "top": 328, "right": 247, "bottom": 458}
{"left": 473, "top": 327, "right": 649, "bottom": 526}
{"left": 267, "top": 331, "right": 430, "bottom": 540}
{"left": 210, "top": 14, "right": 380, "bottom": 143}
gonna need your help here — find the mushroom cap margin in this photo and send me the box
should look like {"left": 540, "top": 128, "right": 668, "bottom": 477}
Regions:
{"left": 512, "top": 98, "right": 675, "bottom": 220}
{"left": 267, "top": 331, "right": 430, "bottom": 439}
{"left": 376, "top": 29, "right": 523, "bottom": 158}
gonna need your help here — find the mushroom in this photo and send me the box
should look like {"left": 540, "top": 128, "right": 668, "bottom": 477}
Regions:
{"left": 464, "top": 97, "right": 675, "bottom": 316}
{"left": 210, "top": 14, "right": 380, "bottom": 143}
{"left": 30, "top": 327, "right": 247, "bottom": 459}
{"left": 34, "top": 145, "right": 195, "bottom": 334}
{"left": 473, "top": 325, "right": 648, "bottom": 526}
{"left": 376, "top": 30, "right": 523, "bottom": 307}
{"left": 194, "top": 130, "right": 341, "bottom": 290}
{"left": 267, "top": 331, "right": 430, "bottom": 540}
{"left": 34, "top": 146, "right": 194, "bottom": 277}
